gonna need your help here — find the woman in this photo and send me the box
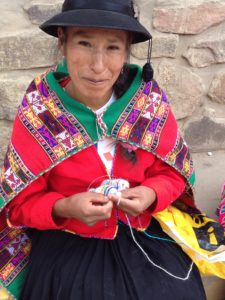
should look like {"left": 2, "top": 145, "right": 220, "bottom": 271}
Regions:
{"left": 218, "top": 182, "right": 225, "bottom": 229}
{"left": 0, "top": 0, "right": 206, "bottom": 299}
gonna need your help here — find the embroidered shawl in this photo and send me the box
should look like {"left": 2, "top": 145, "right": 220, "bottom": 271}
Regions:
{"left": 0, "top": 63, "right": 195, "bottom": 298}
{"left": 218, "top": 182, "right": 225, "bottom": 229}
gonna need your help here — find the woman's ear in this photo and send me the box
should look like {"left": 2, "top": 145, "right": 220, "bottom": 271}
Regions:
{"left": 57, "top": 27, "right": 66, "bottom": 56}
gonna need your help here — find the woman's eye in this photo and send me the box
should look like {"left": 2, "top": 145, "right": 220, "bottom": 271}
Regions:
{"left": 78, "top": 41, "right": 91, "bottom": 47}
{"left": 108, "top": 45, "right": 120, "bottom": 51}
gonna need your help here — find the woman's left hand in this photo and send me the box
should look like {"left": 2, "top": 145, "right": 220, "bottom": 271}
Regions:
{"left": 108, "top": 186, "right": 156, "bottom": 217}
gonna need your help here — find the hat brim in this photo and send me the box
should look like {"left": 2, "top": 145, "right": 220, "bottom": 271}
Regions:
{"left": 40, "top": 9, "right": 151, "bottom": 44}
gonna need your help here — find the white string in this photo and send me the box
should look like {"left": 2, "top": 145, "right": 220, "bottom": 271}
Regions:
{"left": 96, "top": 119, "right": 103, "bottom": 140}
{"left": 125, "top": 214, "right": 194, "bottom": 281}
{"left": 87, "top": 175, "right": 111, "bottom": 191}
{"left": 116, "top": 192, "right": 122, "bottom": 206}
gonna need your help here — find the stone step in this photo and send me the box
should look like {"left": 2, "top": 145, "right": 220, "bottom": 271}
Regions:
{"left": 154, "top": 59, "right": 205, "bottom": 120}
{"left": 0, "top": 70, "right": 41, "bottom": 120}
{"left": 208, "top": 71, "right": 225, "bottom": 105}
{"left": 24, "top": 0, "right": 63, "bottom": 25}
{"left": 184, "top": 115, "right": 225, "bottom": 152}
{"left": 0, "top": 29, "right": 58, "bottom": 70}
{"left": 132, "top": 32, "right": 179, "bottom": 59}
{"left": 183, "top": 23, "right": 225, "bottom": 68}
{"left": 153, "top": 0, "right": 225, "bottom": 34}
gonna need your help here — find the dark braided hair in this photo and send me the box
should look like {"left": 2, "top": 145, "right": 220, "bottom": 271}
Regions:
{"left": 114, "top": 66, "right": 138, "bottom": 164}
{"left": 113, "top": 64, "right": 133, "bottom": 98}
{"left": 114, "top": 1, "right": 138, "bottom": 163}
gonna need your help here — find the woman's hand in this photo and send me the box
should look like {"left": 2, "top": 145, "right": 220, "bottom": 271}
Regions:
{"left": 108, "top": 186, "right": 156, "bottom": 217}
{"left": 52, "top": 192, "right": 113, "bottom": 226}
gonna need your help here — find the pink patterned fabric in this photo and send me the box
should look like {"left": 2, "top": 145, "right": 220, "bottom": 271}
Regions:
{"left": 218, "top": 182, "right": 225, "bottom": 230}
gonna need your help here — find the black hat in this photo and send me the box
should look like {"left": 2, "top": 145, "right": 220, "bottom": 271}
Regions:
{"left": 40, "top": 0, "right": 151, "bottom": 44}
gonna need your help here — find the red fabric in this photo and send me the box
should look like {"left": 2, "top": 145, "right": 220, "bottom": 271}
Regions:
{"left": 11, "top": 115, "right": 53, "bottom": 176}
{"left": 152, "top": 109, "right": 178, "bottom": 158}
{"left": 7, "top": 144, "right": 185, "bottom": 239}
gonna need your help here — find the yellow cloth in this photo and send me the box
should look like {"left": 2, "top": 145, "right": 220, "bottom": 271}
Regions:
{"left": 0, "top": 285, "right": 13, "bottom": 300}
{"left": 154, "top": 206, "right": 225, "bottom": 278}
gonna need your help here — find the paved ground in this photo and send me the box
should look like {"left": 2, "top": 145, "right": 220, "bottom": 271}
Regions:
{"left": 189, "top": 150, "right": 225, "bottom": 299}
{"left": 193, "top": 150, "right": 225, "bottom": 219}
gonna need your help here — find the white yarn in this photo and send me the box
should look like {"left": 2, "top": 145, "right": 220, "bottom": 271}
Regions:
{"left": 88, "top": 178, "right": 194, "bottom": 281}
{"left": 125, "top": 214, "right": 194, "bottom": 281}
{"left": 116, "top": 192, "right": 122, "bottom": 206}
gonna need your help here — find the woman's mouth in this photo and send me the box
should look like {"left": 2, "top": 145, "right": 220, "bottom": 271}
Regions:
{"left": 84, "top": 78, "right": 107, "bottom": 86}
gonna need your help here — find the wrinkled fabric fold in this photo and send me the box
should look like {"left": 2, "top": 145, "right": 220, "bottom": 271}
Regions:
{"left": 20, "top": 219, "right": 206, "bottom": 300}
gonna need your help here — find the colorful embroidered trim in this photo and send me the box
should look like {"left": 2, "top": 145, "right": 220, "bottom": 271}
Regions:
{"left": 0, "top": 144, "right": 35, "bottom": 205}
{"left": 165, "top": 133, "right": 194, "bottom": 182}
{"left": 0, "top": 75, "right": 94, "bottom": 204}
{"left": 23, "top": 75, "right": 92, "bottom": 160}
{"left": 112, "top": 80, "right": 194, "bottom": 184}
{"left": 0, "top": 224, "right": 31, "bottom": 286}
{"left": 112, "top": 81, "right": 168, "bottom": 149}
{"left": 218, "top": 182, "right": 225, "bottom": 229}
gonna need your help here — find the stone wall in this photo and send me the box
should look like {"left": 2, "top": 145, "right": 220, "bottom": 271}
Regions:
{"left": 0, "top": 0, "right": 225, "bottom": 297}
{"left": 1, "top": 0, "right": 225, "bottom": 201}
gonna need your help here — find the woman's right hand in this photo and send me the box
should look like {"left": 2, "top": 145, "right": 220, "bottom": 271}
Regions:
{"left": 52, "top": 192, "right": 113, "bottom": 226}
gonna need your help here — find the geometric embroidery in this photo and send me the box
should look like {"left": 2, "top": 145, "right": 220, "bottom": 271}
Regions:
{"left": 112, "top": 80, "right": 169, "bottom": 151}
{"left": 0, "top": 144, "right": 34, "bottom": 204}
{"left": 142, "top": 91, "right": 162, "bottom": 120}
{"left": 165, "top": 132, "right": 194, "bottom": 180}
{"left": 112, "top": 80, "right": 194, "bottom": 183}
{"left": 0, "top": 224, "right": 31, "bottom": 286}
{"left": 22, "top": 76, "right": 92, "bottom": 162}
{"left": 57, "top": 131, "right": 75, "bottom": 152}
{"left": 26, "top": 90, "right": 46, "bottom": 115}
{"left": 0, "top": 73, "right": 93, "bottom": 204}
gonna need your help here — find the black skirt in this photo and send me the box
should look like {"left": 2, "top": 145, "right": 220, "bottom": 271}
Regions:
{"left": 20, "top": 219, "right": 206, "bottom": 300}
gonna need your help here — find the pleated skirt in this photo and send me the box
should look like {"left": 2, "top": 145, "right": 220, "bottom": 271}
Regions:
{"left": 20, "top": 219, "right": 206, "bottom": 300}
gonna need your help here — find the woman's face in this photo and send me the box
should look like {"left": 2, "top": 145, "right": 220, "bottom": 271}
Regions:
{"left": 59, "top": 27, "right": 129, "bottom": 109}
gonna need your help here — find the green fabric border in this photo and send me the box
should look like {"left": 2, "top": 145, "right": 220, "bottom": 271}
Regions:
{"left": 189, "top": 171, "right": 196, "bottom": 187}
{"left": 0, "top": 267, "right": 27, "bottom": 300}
{"left": 46, "top": 63, "right": 142, "bottom": 139}
{"left": 0, "top": 196, "right": 5, "bottom": 209}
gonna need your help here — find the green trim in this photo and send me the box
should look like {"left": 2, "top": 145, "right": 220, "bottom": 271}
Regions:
{"left": 0, "top": 196, "right": 4, "bottom": 209}
{"left": 103, "top": 65, "right": 142, "bottom": 133}
{"left": 1, "top": 267, "right": 27, "bottom": 300}
{"left": 46, "top": 71, "right": 98, "bottom": 140}
{"left": 46, "top": 63, "right": 142, "bottom": 139}
{"left": 189, "top": 171, "right": 196, "bottom": 187}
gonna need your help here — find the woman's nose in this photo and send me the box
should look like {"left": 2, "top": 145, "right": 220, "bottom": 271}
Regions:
{"left": 90, "top": 50, "right": 106, "bottom": 73}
